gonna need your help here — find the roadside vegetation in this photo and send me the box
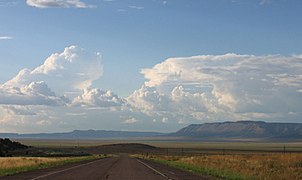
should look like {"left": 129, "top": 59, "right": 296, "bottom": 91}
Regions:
{"left": 0, "top": 155, "right": 107, "bottom": 177}
{"left": 141, "top": 153, "right": 302, "bottom": 180}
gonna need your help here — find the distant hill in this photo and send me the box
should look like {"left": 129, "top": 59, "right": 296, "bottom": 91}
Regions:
{"left": 170, "top": 121, "right": 302, "bottom": 139}
{"left": 0, "top": 130, "right": 165, "bottom": 139}
{"left": 0, "top": 138, "right": 28, "bottom": 157}
{"left": 1, "top": 121, "right": 301, "bottom": 141}
{"left": 95, "top": 143, "right": 159, "bottom": 154}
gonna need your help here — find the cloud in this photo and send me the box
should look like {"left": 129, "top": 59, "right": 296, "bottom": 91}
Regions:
{"left": 71, "top": 88, "right": 125, "bottom": 107}
{"left": 129, "top": 54, "right": 302, "bottom": 122}
{"left": 127, "top": 85, "right": 208, "bottom": 116}
{"left": 0, "top": 45, "right": 110, "bottom": 108}
{"left": 117, "top": 9, "right": 126, "bottom": 12}
{"left": 128, "top": 5, "right": 144, "bottom": 10}
{"left": 127, "top": 85, "right": 171, "bottom": 116}
{"left": 123, "top": 117, "right": 138, "bottom": 124}
{"left": 2, "top": 105, "right": 36, "bottom": 116}
{"left": 162, "top": 117, "right": 168, "bottom": 123}
{"left": 3, "top": 45, "right": 102, "bottom": 96}
{"left": 26, "top": 0, "right": 95, "bottom": 8}
{"left": 0, "top": 36, "right": 13, "bottom": 40}
{"left": 2, "top": 48, "right": 302, "bottom": 133}
{"left": 0, "top": 81, "right": 67, "bottom": 106}
{"left": 66, "top": 112, "right": 86, "bottom": 116}
{"left": 36, "top": 119, "right": 52, "bottom": 126}
{"left": 259, "top": 0, "right": 271, "bottom": 5}
{"left": 0, "top": 1, "right": 17, "bottom": 7}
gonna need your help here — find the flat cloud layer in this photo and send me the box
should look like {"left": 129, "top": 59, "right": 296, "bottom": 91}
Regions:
{"left": 1, "top": 48, "right": 301, "bottom": 133}
{"left": 26, "top": 0, "right": 94, "bottom": 8}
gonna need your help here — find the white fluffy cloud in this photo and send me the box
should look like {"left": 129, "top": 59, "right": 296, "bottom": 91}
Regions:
{"left": 72, "top": 88, "right": 124, "bottom": 107}
{"left": 0, "top": 46, "right": 109, "bottom": 108}
{"left": 129, "top": 54, "right": 302, "bottom": 122}
{"left": 0, "top": 81, "right": 67, "bottom": 106}
{"left": 26, "top": 0, "right": 95, "bottom": 8}
{"left": 127, "top": 85, "right": 169, "bottom": 115}
{"left": 1, "top": 50, "right": 302, "bottom": 133}
{"left": 3, "top": 46, "right": 102, "bottom": 96}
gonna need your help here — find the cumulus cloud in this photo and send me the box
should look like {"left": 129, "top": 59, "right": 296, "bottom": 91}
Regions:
{"left": 127, "top": 85, "right": 208, "bottom": 116}
{"left": 0, "top": 81, "right": 67, "bottom": 106}
{"left": 71, "top": 88, "right": 124, "bottom": 107}
{"left": 127, "top": 85, "right": 167, "bottom": 115}
{"left": 0, "top": 45, "right": 111, "bottom": 108}
{"left": 26, "top": 0, "right": 95, "bottom": 8}
{"left": 4, "top": 45, "right": 102, "bottom": 95}
{"left": 2, "top": 49, "right": 302, "bottom": 132}
{"left": 129, "top": 54, "right": 302, "bottom": 122}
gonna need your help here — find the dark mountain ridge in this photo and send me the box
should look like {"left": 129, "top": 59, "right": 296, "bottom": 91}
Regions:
{"left": 171, "top": 121, "right": 302, "bottom": 139}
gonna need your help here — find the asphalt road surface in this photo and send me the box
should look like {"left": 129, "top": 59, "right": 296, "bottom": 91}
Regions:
{"left": 1, "top": 155, "right": 211, "bottom": 180}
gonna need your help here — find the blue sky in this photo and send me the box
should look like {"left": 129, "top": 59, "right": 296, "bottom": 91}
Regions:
{"left": 0, "top": 0, "right": 301, "bottom": 133}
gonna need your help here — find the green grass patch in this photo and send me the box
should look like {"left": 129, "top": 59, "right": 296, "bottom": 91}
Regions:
{"left": 0, "top": 154, "right": 109, "bottom": 177}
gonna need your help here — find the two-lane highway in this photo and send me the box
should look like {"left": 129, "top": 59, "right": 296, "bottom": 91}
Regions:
{"left": 1, "top": 155, "right": 210, "bottom": 180}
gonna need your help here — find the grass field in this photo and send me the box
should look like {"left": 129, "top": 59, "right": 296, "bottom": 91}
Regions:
{"left": 142, "top": 153, "right": 302, "bottom": 180}
{"left": 4, "top": 139, "right": 302, "bottom": 179}
{"left": 0, "top": 155, "right": 106, "bottom": 177}
{"left": 15, "top": 139, "right": 302, "bottom": 152}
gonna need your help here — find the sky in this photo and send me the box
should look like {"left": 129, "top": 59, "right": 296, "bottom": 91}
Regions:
{"left": 0, "top": 0, "right": 301, "bottom": 133}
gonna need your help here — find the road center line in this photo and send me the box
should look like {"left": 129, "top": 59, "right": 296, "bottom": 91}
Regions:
{"left": 136, "top": 158, "right": 171, "bottom": 179}
{"left": 30, "top": 158, "right": 106, "bottom": 180}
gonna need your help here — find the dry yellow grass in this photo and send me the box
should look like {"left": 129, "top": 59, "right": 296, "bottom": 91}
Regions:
{"left": 152, "top": 153, "right": 302, "bottom": 179}
{"left": 0, "top": 155, "right": 103, "bottom": 176}
{"left": 0, "top": 157, "right": 69, "bottom": 169}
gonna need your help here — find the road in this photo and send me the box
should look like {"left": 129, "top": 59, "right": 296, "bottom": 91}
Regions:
{"left": 1, "top": 155, "right": 210, "bottom": 180}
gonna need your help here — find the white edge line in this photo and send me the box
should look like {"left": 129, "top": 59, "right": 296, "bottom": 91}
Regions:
{"left": 136, "top": 158, "right": 170, "bottom": 179}
{"left": 30, "top": 158, "right": 104, "bottom": 180}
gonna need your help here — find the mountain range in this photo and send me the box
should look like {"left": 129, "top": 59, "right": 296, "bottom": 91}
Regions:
{"left": 171, "top": 121, "right": 302, "bottom": 139}
{"left": 0, "top": 130, "right": 165, "bottom": 139}
{"left": 1, "top": 121, "right": 301, "bottom": 140}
